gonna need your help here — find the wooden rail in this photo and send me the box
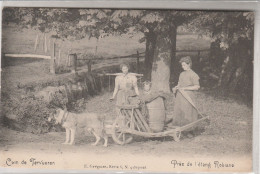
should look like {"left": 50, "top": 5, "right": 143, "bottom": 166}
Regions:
{"left": 105, "top": 73, "right": 143, "bottom": 77}
{"left": 174, "top": 49, "right": 209, "bottom": 53}
{"left": 5, "top": 54, "right": 51, "bottom": 59}
{"left": 76, "top": 52, "right": 145, "bottom": 61}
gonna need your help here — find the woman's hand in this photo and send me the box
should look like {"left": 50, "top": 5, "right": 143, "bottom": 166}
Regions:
{"left": 109, "top": 97, "right": 114, "bottom": 101}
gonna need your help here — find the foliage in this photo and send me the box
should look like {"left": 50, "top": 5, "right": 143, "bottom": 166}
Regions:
{"left": 2, "top": 8, "right": 198, "bottom": 42}
{"left": 188, "top": 11, "right": 254, "bottom": 49}
{"left": 188, "top": 11, "right": 254, "bottom": 100}
{"left": 3, "top": 94, "right": 56, "bottom": 134}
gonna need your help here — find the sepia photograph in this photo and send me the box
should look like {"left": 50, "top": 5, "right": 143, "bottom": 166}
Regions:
{"left": 0, "top": 2, "right": 257, "bottom": 173}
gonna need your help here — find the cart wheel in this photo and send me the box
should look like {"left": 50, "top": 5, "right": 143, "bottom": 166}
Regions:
{"left": 112, "top": 117, "right": 133, "bottom": 145}
{"left": 172, "top": 131, "right": 181, "bottom": 142}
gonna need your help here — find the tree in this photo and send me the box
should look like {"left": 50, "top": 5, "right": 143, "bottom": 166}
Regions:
{"left": 144, "top": 27, "right": 157, "bottom": 81}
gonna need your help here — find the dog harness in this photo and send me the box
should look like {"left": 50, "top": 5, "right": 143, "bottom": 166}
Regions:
{"left": 61, "top": 111, "right": 69, "bottom": 124}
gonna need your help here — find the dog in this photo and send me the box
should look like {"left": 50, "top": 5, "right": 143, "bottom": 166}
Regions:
{"left": 48, "top": 108, "right": 108, "bottom": 147}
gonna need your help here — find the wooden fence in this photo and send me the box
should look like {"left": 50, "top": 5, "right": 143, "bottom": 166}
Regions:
{"left": 66, "top": 49, "right": 209, "bottom": 74}
{"left": 72, "top": 51, "right": 145, "bottom": 73}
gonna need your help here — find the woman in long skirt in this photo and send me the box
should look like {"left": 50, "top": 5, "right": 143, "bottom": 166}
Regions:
{"left": 110, "top": 63, "right": 140, "bottom": 128}
{"left": 171, "top": 56, "right": 200, "bottom": 136}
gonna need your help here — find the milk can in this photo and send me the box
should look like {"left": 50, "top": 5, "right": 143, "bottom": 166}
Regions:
{"left": 146, "top": 96, "right": 166, "bottom": 132}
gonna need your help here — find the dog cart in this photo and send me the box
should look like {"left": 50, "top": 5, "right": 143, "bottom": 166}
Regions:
{"left": 111, "top": 92, "right": 209, "bottom": 145}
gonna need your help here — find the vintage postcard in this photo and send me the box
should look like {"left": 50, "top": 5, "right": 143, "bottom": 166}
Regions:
{"left": 0, "top": 1, "right": 258, "bottom": 173}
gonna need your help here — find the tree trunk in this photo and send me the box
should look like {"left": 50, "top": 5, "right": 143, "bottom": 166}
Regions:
{"left": 169, "top": 25, "right": 177, "bottom": 86}
{"left": 144, "top": 30, "right": 157, "bottom": 81}
{"left": 151, "top": 34, "right": 171, "bottom": 92}
{"left": 209, "top": 39, "right": 225, "bottom": 70}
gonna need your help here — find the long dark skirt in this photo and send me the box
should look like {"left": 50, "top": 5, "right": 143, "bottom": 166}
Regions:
{"left": 172, "top": 91, "right": 198, "bottom": 127}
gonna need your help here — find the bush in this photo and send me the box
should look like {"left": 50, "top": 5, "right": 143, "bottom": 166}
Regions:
{"left": 3, "top": 95, "right": 57, "bottom": 134}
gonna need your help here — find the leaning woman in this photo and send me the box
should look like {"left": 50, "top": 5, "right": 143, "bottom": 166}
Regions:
{"left": 171, "top": 56, "right": 200, "bottom": 137}
{"left": 110, "top": 63, "right": 140, "bottom": 107}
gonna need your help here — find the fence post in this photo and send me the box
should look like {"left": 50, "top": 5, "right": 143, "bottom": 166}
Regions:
{"left": 198, "top": 50, "right": 201, "bottom": 62}
{"left": 42, "top": 34, "right": 45, "bottom": 52}
{"left": 34, "top": 34, "right": 39, "bottom": 53}
{"left": 69, "top": 53, "right": 77, "bottom": 73}
{"left": 108, "top": 75, "right": 111, "bottom": 92}
{"left": 50, "top": 38, "right": 56, "bottom": 74}
{"left": 58, "top": 49, "right": 61, "bottom": 66}
{"left": 44, "top": 33, "right": 48, "bottom": 53}
{"left": 66, "top": 50, "right": 70, "bottom": 66}
{"left": 98, "top": 74, "right": 105, "bottom": 92}
{"left": 67, "top": 49, "right": 72, "bottom": 66}
{"left": 136, "top": 50, "right": 140, "bottom": 73}
{"left": 87, "top": 60, "right": 92, "bottom": 73}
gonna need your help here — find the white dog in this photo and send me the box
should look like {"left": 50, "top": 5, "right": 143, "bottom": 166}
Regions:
{"left": 49, "top": 108, "right": 108, "bottom": 147}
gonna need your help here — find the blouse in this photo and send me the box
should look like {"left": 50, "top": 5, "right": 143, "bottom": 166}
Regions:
{"left": 115, "top": 74, "right": 138, "bottom": 90}
{"left": 178, "top": 70, "right": 200, "bottom": 87}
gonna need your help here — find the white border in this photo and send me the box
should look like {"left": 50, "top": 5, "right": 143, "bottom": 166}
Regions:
{"left": 0, "top": 1, "right": 258, "bottom": 10}
{"left": 0, "top": 1, "right": 259, "bottom": 174}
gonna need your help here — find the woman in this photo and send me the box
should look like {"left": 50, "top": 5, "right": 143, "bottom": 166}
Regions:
{"left": 110, "top": 63, "right": 140, "bottom": 106}
{"left": 171, "top": 56, "right": 200, "bottom": 135}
